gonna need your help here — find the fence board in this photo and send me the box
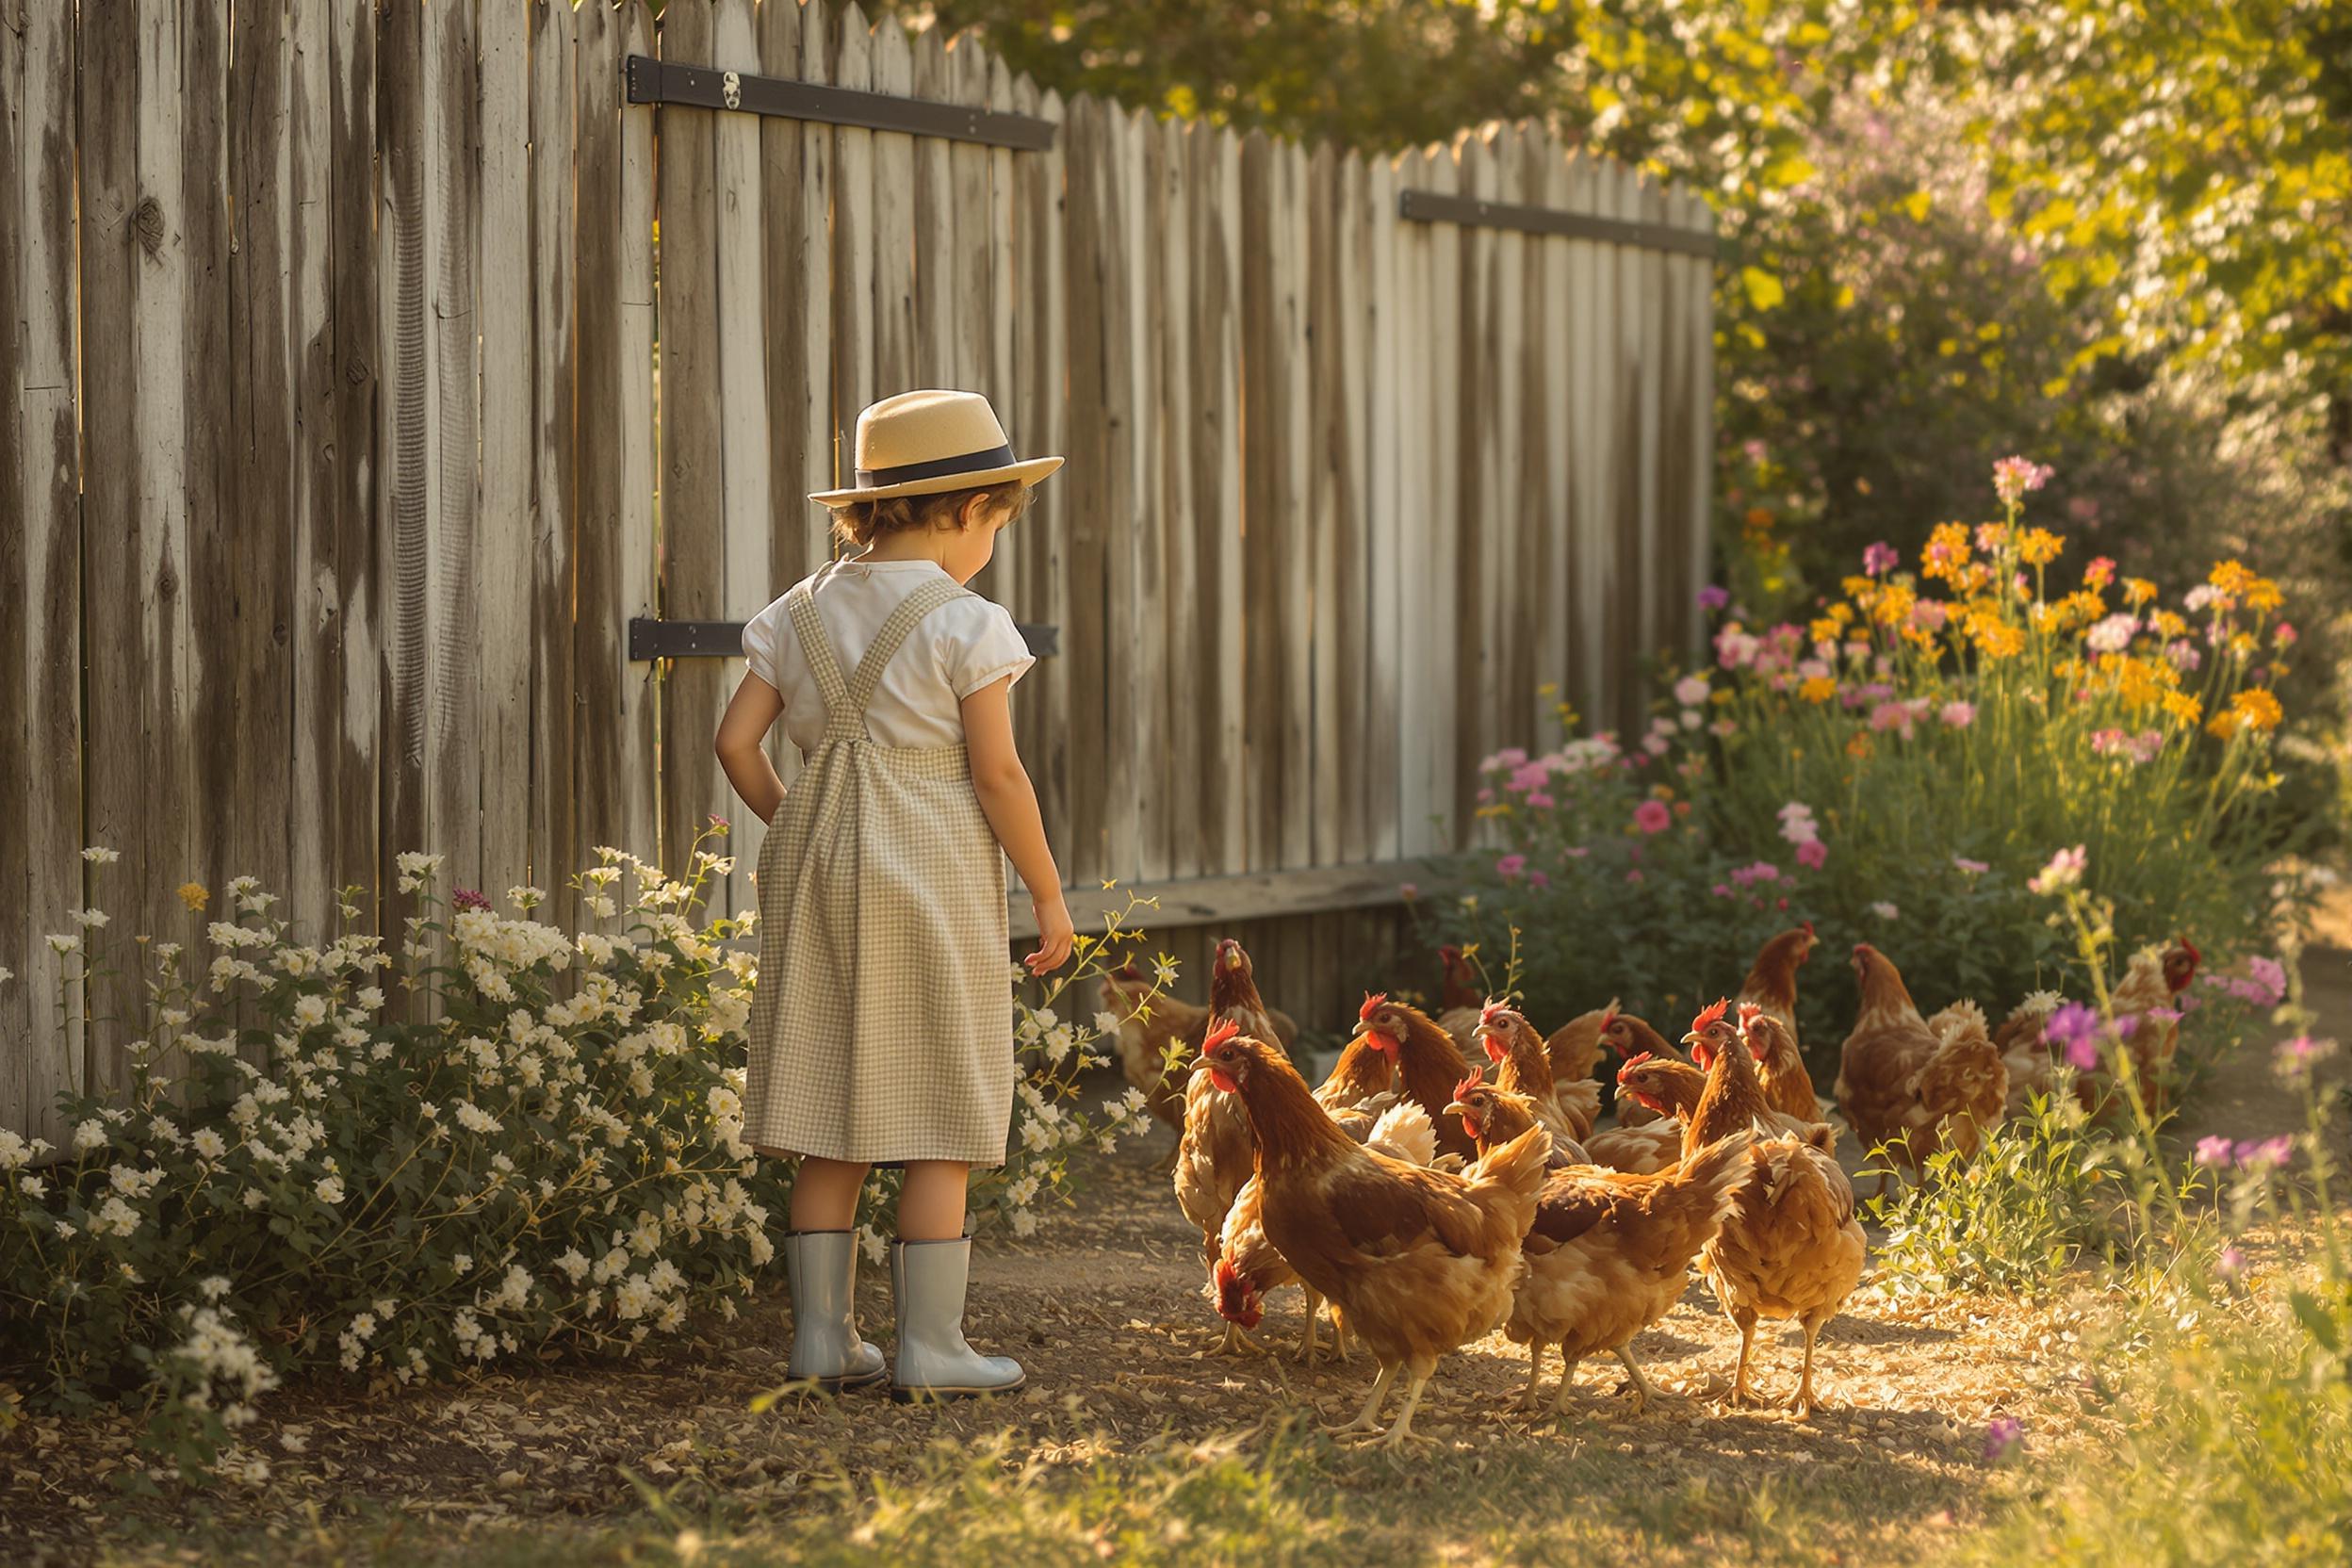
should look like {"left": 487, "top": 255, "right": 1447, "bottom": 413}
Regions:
{"left": 1361, "top": 151, "right": 1402, "bottom": 863}
{"left": 1564, "top": 155, "right": 1605, "bottom": 725}
{"left": 1456, "top": 129, "right": 1499, "bottom": 824}
{"left": 1390, "top": 144, "right": 1434, "bottom": 858}
{"left": 1275, "top": 139, "right": 1313, "bottom": 871}
{"left": 1012, "top": 78, "right": 1070, "bottom": 878}
{"left": 425, "top": 0, "right": 483, "bottom": 890}
{"left": 1510, "top": 127, "right": 1548, "bottom": 752}
{"left": 962, "top": 42, "right": 1010, "bottom": 602}
{"left": 829, "top": 5, "right": 875, "bottom": 505}
{"left": 1189, "top": 122, "right": 1246, "bottom": 878}
{"left": 329, "top": 0, "right": 383, "bottom": 918}
{"left": 1304, "top": 143, "right": 1345, "bottom": 867}
{"left": 1108, "top": 106, "right": 1152, "bottom": 883}
{"left": 1689, "top": 196, "right": 1719, "bottom": 658}
{"left": 656, "top": 0, "right": 725, "bottom": 883}
{"left": 573, "top": 0, "right": 660, "bottom": 867}
{"left": 376, "top": 0, "right": 430, "bottom": 904}
{"left": 711, "top": 0, "right": 770, "bottom": 918}
{"left": 1060, "top": 93, "right": 1111, "bottom": 882}
{"left": 1152, "top": 113, "right": 1198, "bottom": 882}
{"left": 478, "top": 0, "right": 532, "bottom": 902}
{"left": 16, "top": 0, "right": 80, "bottom": 1135}
{"left": 869, "top": 14, "right": 915, "bottom": 397}
{"left": 287, "top": 0, "right": 336, "bottom": 918}
{"left": 907, "top": 24, "right": 952, "bottom": 385}
{"left": 1422, "top": 139, "right": 1464, "bottom": 851}
{"left": 1539, "top": 134, "right": 1574, "bottom": 747}
{"left": 1637, "top": 176, "right": 1666, "bottom": 668}
{"left": 528, "top": 0, "right": 579, "bottom": 906}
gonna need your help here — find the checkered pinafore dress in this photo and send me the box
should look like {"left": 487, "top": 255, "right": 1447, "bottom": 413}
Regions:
{"left": 743, "top": 576, "right": 1015, "bottom": 1167}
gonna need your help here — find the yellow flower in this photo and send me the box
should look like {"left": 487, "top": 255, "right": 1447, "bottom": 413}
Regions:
{"left": 1808, "top": 616, "right": 1842, "bottom": 643}
{"left": 2151, "top": 609, "right": 2187, "bottom": 638}
{"left": 177, "top": 882, "right": 209, "bottom": 912}
{"left": 2230, "top": 631, "right": 2257, "bottom": 659}
{"left": 2162, "top": 690, "right": 2203, "bottom": 727}
{"left": 1871, "top": 581, "right": 1917, "bottom": 628}
{"left": 1801, "top": 676, "right": 1838, "bottom": 704}
{"left": 2019, "top": 528, "right": 2065, "bottom": 566}
{"left": 2231, "top": 688, "right": 2283, "bottom": 733}
{"left": 2123, "top": 578, "right": 2157, "bottom": 606}
{"left": 1921, "top": 522, "right": 1972, "bottom": 583}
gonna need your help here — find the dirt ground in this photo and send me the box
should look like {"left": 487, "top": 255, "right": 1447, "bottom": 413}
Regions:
{"left": 7, "top": 958, "right": 2346, "bottom": 1566}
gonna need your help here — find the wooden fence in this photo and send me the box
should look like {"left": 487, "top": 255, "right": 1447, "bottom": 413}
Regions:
{"left": 0, "top": 0, "right": 1714, "bottom": 1141}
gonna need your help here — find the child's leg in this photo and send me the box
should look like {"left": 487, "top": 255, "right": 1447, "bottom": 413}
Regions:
{"left": 896, "top": 1160, "right": 971, "bottom": 1241}
{"left": 788, "top": 1155, "right": 872, "bottom": 1232}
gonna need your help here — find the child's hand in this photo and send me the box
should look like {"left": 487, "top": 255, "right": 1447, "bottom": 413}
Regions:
{"left": 1025, "top": 895, "right": 1075, "bottom": 976}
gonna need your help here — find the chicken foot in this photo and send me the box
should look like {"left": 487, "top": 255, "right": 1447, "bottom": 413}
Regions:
{"left": 1215, "top": 1321, "right": 1264, "bottom": 1358}
{"left": 1611, "top": 1347, "right": 1655, "bottom": 1414}
{"left": 1327, "top": 1361, "right": 1399, "bottom": 1436}
{"left": 1379, "top": 1367, "right": 1436, "bottom": 1449}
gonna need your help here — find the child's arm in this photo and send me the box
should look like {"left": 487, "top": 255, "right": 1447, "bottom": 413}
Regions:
{"left": 715, "top": 674, "right": 790, "bottom": 823}
{"left": 961, "top": 676, "right": 1073, "bottom": 975}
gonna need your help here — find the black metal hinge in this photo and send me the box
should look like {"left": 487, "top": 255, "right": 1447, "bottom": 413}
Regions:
{"left": 629, "top": 617, "right": 1060, "bottom": 662}
{"left": 624, "top": 55, "right": 1057, "bottom": 153}
{"left": 1397, "top": 188, "right": 1717, "bottom": 258}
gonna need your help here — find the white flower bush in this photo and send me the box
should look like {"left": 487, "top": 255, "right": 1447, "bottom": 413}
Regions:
{"left": 1, "top": 832, "right": 1163, "bottom": 1475}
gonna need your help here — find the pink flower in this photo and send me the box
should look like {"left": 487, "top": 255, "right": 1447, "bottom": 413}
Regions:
{"left": 1863, "top": 541, "right": 1899, "bottom": 577}
{"left": 1712, "top": 883, "right": 1735, "bottom": 899}
{"left": 1952, "top": 856, "right": 1988, "bottom": 874}
{"left": 2084, "top": 556, "right": 2116, "bottom": 589}
{"left": 2194, "top": 1135, "right": 2237, "bottom": 1167}
{"left": 2275, "top": 621, "right": 2299, "bottom": 646}
{"left": 707, "top": 813, "right": 732, "bottom": 830}
{"left": 2086, "top": 612, "right": 2138, "bottom": 654}
{"left": 1526, "top": 790, "right": 1556, "bottom": 809}
{"left": 1527, "top": 870, "right": 1551, "bottom": 890}
{"left": 1631, "top": 800, "right": 1672, "bottom": 835}
{"left": 2273, "top": 1034, "right": 2336, "bottom": 1085}
{"left": 1674, "top": 674, "right": 1711, "bottom": 706}
{"left": 451, "top": 889, "right": 491, "bottom": 913}
{"left": 1984, "top": 1416, "right": 2024, "bottom": 1464}
{"left": 1398, "top": 882, "right": 1419, "bottom": 902}
{"left": 1795, "top": 841, "right": 1828, "bottom": 870}
{"left": 1495, "top": 854, "right": 1527, "bottom": 881}
{"left": 2235, "top": 1135, "right": 2294, "bottom": 1171}
{"left": 1624, "top": 869, "right": 1644, "bottom": 885}
{"left": 1697, "top": 584, "right": 1731, "bottom": 612}
{"left": 2216, "top": 1247, "right": 2246, "bottom": 1281}
{"left": 1992, "top": 455, "right": 2054, "bottom": 507}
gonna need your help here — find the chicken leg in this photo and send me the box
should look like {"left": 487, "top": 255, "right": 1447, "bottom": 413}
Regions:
{"left": 1612, "top": 1347, "right": 1655, "bottom": 1414}
{"left": 1295, "top": 1291, "right": 1323, "bottom": 1364}
{"left": 1548, "top": 1354, "right": 1584, "bottom": 1414}
{"left": 1727, "top": 1307, "right": 1761, "bottom": 1407}
{"left": 1327, "top": 1361, "right": 1399, "bottom": 1436}
{"left": 1216, "top": 1321, "right": 1263, "bottom": 1357}
{"left": 1518, "top": 1341, "right": 1549, "bottom": 1412}
{"left": 1787, "top": 1315, "right": 1828, "bottom": 1418}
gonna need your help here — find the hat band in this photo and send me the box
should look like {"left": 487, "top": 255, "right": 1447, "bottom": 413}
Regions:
{"left": 854, "top": 442, "right": 1017, "bottom": 489}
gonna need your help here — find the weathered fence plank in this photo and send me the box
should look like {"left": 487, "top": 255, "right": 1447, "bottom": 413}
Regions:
{"left": 528, "top": 0, "right": 579, "bottom": 907}
{"left": 478, "top": 0, "right": 533, "bottom": 902}
{"left": 1189, "top": 121, "right": 1246, "bottom": 879}
{"left": 1012, "top": 78, "right": 1070, "bottom": 877}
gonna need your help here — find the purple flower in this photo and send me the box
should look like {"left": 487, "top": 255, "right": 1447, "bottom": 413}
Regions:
{"left": 1863, "top": 541, "right": 1900, "bottom": 577}
{"left": 2247, "top": 957, "right": 2287, "bottom": 1008}
{"left": 451, "top": 889, "right": 491, "bottom": 913}
{"left": 2235, "top": 1135, "right": 2295, "bottom": 1171}
{"left": 2274, "top": 1034, "right": 2338, "bottom": 1085}
{"left": 2045, "top": 1002, "right": 2101, "bottom": 1070}
{"left": 1984, "top": 1416, "right": 2024, "bottom": 1463}
{"left": 1697, "top": 583, "right": 1731, "bottom": 612}
{"left": 2194, "top": 1135, "right": 2237, "bottom": 1167}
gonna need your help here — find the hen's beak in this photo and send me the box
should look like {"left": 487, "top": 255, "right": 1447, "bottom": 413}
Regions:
{"left": 1680, "top": 1029, "right": 1705, "bottom": 1048}
{"left": 1443, "top": 1100, "right": 1472, "bottom": 1118}
{"left": 1348, "top": 1018, "right": 1371, "bottom": 1039}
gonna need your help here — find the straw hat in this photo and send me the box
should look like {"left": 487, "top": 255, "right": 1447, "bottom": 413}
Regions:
{"left": 810, "top": 388, "right": 1063, "bottom": 505}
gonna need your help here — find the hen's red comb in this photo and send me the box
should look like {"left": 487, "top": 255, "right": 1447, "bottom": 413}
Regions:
{"left": 1478, "top": 999, "right": 1511, "bottom": 1029}
{"left": 1599, "top": 1001, "right": 1621, "bottom": 1031}
{"left": 1736, "top": 1001, "right": 1765, "bottom": 1026}
{"left": 1615, "top": 1050, "right": 1654, "bottom": 1081}
{"left": 1454, "top": 1070, "right": 1486, "bottom": 1104}
{"left": 1202, "top": 1020, "right": 1243, "bottom": 1053}
{"left": 1690, "top": 997, "right": 1732, "bottom": 1036}
{"left": 1359, "top": 991, "right": 1388, "bottom": 1023}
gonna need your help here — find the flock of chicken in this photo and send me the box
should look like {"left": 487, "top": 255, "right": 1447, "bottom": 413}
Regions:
{"left": 1100, "top": 925, "right": 2202, "bottom": 1447}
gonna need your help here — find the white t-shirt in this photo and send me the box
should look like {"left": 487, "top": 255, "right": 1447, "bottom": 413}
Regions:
{"left": 741, "top": 558, "right": 1036, "bottom": 752}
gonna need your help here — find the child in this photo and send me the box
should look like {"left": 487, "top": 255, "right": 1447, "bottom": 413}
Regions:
{"left": 716, "top": 389, "right": 1076, "bottom": 1400}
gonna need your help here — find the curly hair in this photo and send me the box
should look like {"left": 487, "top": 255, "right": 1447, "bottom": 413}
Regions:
{"left": 828, "top": 480, "right": 1032, "bottom": 551}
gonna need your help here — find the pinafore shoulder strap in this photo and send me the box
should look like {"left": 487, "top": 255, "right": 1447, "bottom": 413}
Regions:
{"left": 784, "top": 576, "right": 974, "bottom": 745}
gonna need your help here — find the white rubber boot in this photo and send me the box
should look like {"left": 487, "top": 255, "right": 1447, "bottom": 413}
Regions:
{"left": 890, "top": 1237, "right": 1025, "bottom": 1402}
{"left": 781, "top": 1231, "right": 887, "bottom": 1392}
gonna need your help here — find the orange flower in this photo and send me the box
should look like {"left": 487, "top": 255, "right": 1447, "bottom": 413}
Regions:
{"left": 2123, "top": 577, "right": 2157, "bottom": 606}
{"left": 2019, "top": 528, "right": 2065, "bottom": 566}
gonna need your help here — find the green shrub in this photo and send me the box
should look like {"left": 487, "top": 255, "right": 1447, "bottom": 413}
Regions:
{"left": 1424, "top": 466, "right": 2301, "bottom": 1058}
{"left": 0, "top": 838, "right": 1157, "bottom": 1478}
